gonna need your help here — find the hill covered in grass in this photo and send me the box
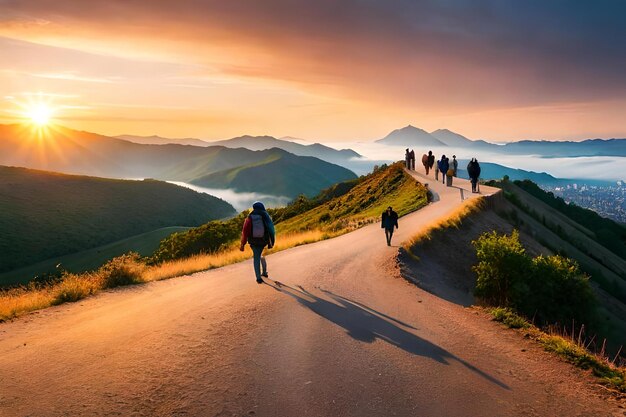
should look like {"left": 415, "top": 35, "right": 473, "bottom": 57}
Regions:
{"left": 401, "top": 180, "right": 626, "bottom": 354}
{"left": 0, "top": 166, "right": 235, "bottom": 281}
{"left": 275, "top": 162, "right": 428, "bottom": 233}
{"left": 0, "top": 124, "right": 357, "bottom": 198}
{"left": 153, "top": 162, "right": 428, "bottom": 263}
{"left": 190, "top": 149, "right": 358, "bottom": 198}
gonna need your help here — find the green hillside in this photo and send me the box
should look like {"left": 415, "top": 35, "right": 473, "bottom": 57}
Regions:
{"left": 0, "top": 166, "right": 235, "bottom": 279}
{"left": 155, "top": 163, "right": 428, "bottom": 263}
{"left": 402, "top": 185, "right": 626, "bottom": 353}
{"left": 190, "top": 149, "right": 358, "bottom": 198}
{"left": 275, "top": 162, "right": 428, "bottom": 233}
{"left": 0, "top": 227, "right": 190, "bottom": 287}
{"left": 0, "top": 125, "right": 358, "bottom": 197}
{"left": 512, "top": 179, "right": 626, "bottom": 259}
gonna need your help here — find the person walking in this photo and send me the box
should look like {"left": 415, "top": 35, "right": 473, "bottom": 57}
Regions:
{"left": 409, "top": 149, "right": 416, "bottom": 170}
{"left": 405, "top": 149, "right": 410, "bottom": 169}
{"left": 381, "top": 206, "right": 399, "bottom": 246}
{"left": 240, "top": 201, "right": 276, "bottom": 284}
{"left": 467, "top": 158, "right": 482, "bottom": 193}
{"left": 428, "top": 151, "right": 435, "bottom": 175}
{"left": 439, "top": 155, "right": 449, "bottom": 185}
{"left": 451, "top": 155, "right": 458, "bottom": 177}
{"left": 435, "top": 157, "right": 440, "bottom": 181}
{"left": 421, "top": 152, "right": 429, "bottom": 174}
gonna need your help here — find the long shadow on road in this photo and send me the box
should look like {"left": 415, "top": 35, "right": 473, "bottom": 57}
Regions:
{"left": 265, "top": 279, "right": 509, "bottom": 390}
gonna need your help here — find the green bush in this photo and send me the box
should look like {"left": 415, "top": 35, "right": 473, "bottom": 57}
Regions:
{"left": 473, "top": 230, "right": 531, "bottom": 306}
{"left": 524, "top": 255, "right": 596, "bottom": 325}
{"left": 473, "top": 230, "right": 596, "bottom": 326}
{"left": 151, "top": 214, "right": 245, "bottom": 263}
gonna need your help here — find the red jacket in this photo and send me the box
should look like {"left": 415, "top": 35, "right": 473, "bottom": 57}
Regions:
{"left": 240, "top": 217, "right": 252, "bottom": 247}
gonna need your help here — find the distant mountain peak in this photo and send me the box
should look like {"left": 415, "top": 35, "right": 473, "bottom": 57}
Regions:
{"left": 376, "top": 125, "right": 446, "bottom": 147}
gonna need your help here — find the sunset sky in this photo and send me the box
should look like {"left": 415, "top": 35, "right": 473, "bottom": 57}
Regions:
{"left": 1, "top": 1, "right": 625, "bottom": 142}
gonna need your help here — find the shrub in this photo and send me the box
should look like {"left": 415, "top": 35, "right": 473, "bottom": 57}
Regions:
{"left": 524, "top": 255, "right": 595, "bottom": 325}
{"left": 100, "top": 252, "right": 146, "bottom": 288}
{"left": 53, "top": 272, "right": 101, "bottom": 304}
{"left": 473, "top": 230, "right": 596, "bottom": 326}
{"left": 151, "top": 214, "right": 245, "bottom": 263}
{"left": 473, "top": 230, "right": 532, "bottom": 306}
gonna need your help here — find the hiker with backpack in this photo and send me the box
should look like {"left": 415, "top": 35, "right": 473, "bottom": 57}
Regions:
{"left": 451, "top": 155, "right": 458, "bottom": 177}
{"left": 381, "top": 206, "right": 399, "bottom": 246}
{"left": 409, "top": 149, "right": 415, "bottom": 170}
{"left": 240, "top": 201, "right": 276, "bottom": 284}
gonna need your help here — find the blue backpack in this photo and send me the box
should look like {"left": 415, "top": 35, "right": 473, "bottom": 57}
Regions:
{"left": 248, "top": 213, "right": 269, "bottom": 246}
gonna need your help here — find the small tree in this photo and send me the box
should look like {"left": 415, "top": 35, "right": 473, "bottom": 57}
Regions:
{"left": 473, "top": 230, "right": 597, "bottom": 327}
{"left": 473, "top": 230, "right": 531, "bottom": 306}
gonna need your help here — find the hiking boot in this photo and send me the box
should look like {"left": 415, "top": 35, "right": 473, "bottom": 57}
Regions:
{"left": 261, "top": 272, "right": 269, "bottom": 278}
{"left": 256, "top": 278, "right": 264, "bottom": 284}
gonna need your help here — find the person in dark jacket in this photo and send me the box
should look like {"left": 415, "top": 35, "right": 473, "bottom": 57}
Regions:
{"left": 467, "top": 158, "right": 482, "bottom": 193}
{"left": 381, "top": 206, "right": 399, "bottom": 246}
{"left": 405, "top": 149, "right": 410, "bottom": 169}
{"left": 240, "top": 201, "right": 276, "bottom": 283}
{"left": 422, "top": 150, "right": 433, "bottom": 175}
{"left": 428, "top": 151, "right": 435, "bottom": 173}
{"left": 409, "top": 149, "right": 415, "bottom": 170}
{"left": 439, "top": 155, "right": 449, "bottom": 184}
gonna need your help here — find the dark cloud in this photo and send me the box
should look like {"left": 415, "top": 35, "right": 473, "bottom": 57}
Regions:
{"left": 2, "top": 0, "right": 625, "bottom": 110}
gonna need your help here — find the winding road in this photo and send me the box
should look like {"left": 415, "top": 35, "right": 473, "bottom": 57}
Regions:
{"left": 0, "top": 170, "right": 621, "bottom": 416}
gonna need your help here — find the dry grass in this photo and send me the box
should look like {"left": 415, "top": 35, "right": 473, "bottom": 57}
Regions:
{"left": 144, "top": 229, "right": 327, "bottom": 282}
{"left": 0, "top": 287, "right": 56, "bottom": 320}
{"left": 485, "top": 306, "right": 626, "bottom": 393}
{"left": 0, "top": 230, "right": 331, "bottom": 321}
{"left": 403, "top": 196, "right": 486, "bottom": 251}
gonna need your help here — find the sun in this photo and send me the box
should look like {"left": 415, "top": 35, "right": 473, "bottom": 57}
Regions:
{"left": 26, "top": 103, "right": 54, "bottom": 126}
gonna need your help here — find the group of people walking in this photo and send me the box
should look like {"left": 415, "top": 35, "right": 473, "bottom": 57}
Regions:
{"left": 417, "top": 150, "right": 481, "bottom": 191}
{"left": 239, "top": 151, "right": 483, "bottom": 283}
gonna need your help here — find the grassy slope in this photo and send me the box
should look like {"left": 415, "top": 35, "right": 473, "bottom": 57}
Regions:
{"left": 0, "top": 166, "right": 235, "bottom": 278}
{"left": 190, "top": 149, "right": 358, "bottom": 198}
{"left": 0, "top": 227, "right": 190, "bottom": 287}
{"left": 277, "top": 162, "right": 428, "bottom": 233}
{"left": 0, "top": 162, "right": 429, "bottom": 321}
{"left": 402, "top": 190, "right": 626, "bottom": 353}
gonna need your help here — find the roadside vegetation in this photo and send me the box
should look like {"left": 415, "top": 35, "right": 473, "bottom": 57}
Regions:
{"left": 487, "top": 307, "right": 625, "bottom": 393}
{"left": 402, "top": 196, "right": 486, "bottom": 254}
{"left": 0, "top": 162, "right": 428, "bottom": 321}
{"left": 473, "top": 229, "right": 596, "bottom": 326}
{"left": 474, "top": 230, "right": 625, "bottom": 393}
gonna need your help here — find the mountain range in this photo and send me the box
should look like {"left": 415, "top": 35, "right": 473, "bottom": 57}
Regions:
{"left": 0, "top": 124, "right": 356, "bottom": 198}
{"left": 117, "top": 133, "right": 361, "bottom": 165}
{"left": 375, "top": 125, "right": 626, "bottom": 157}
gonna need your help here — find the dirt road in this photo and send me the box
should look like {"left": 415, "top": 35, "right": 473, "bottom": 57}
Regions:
{"left": 0, "top": 171, "right": 621, "bottom": 416}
